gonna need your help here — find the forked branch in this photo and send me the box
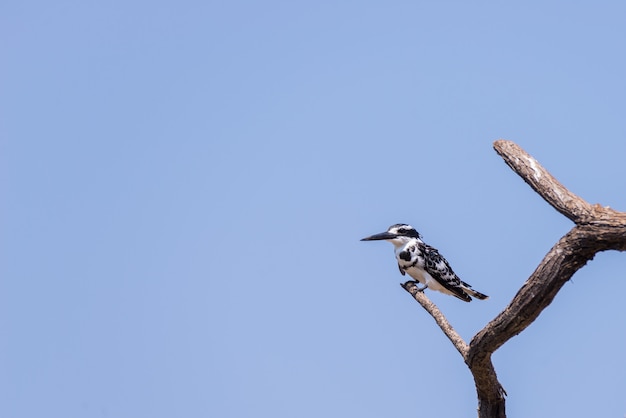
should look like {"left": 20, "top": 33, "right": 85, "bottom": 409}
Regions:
{"left": 401, "top": 140, "right": 626, "bottom": 418}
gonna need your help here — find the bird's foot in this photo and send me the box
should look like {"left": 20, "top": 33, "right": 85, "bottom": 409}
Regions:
{"left": 401, "top": 281, "right": 428, "bottom": 292}
{"left": 401, "top": 280, "right": 416, "bottom": 289}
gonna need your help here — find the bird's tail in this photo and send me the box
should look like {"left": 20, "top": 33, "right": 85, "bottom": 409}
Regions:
{"left": 461, "top": 281, "right": 489, "bottom": 300}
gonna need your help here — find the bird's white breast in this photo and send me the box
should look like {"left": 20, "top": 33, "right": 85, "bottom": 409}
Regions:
{"left": 394, "top": 241, "right": 452, "bottom": 295}
{"left": 394, "top": 241, "right": 427, "bottom": 285}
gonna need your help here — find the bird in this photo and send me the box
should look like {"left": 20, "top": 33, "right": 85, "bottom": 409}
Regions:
{"left": 361, "top": 223, "right": 488, "bottom": 302}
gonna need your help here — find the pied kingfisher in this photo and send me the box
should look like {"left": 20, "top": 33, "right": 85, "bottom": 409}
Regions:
{"left": 361, "top": 224, "right": 488, "bottom": 302}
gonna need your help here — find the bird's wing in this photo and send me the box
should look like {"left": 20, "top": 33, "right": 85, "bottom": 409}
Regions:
{"left": 420, "top": 244, "right": 471, "bottom": 302}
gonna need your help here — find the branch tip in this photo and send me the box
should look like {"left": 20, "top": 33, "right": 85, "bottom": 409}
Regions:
{"left": 492, "top": 139, "right": 594, "bottom": 223}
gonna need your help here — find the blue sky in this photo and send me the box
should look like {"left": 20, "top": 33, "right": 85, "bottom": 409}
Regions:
{"left": 2, "top": 1, "right": 626, "bottom": 417}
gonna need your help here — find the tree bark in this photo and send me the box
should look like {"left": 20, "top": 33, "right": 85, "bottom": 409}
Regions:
{"left": 400, "top": 140, "right": 626, "bottom": 418}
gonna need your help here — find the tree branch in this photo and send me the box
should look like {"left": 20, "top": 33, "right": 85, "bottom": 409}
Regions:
{"left": 401, "top": 281, "right": 468, "bottom": 359}
{"left": 399, "top": 140, "right": 626, "bottom": 418}
{"left": 468, "top": 226, "right": 594, "bottom": 363}
{"left": 492, "top": 140, "right": 595, "bottom": 223}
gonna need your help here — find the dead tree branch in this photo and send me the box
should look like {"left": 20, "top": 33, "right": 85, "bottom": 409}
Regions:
{"left": 400, "top": 140, "right": 626, "bottom": 418}
{"left": 401, "top": 281, "right": 468, "bottom": 358}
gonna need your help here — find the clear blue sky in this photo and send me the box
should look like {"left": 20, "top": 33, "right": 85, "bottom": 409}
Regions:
{"left": 2, "top": 1, "right": 626, "bottom": 417}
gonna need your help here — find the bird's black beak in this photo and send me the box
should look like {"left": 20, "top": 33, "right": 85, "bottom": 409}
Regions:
{"left": 360, "top": 231, "right": 397, "bottom": 241}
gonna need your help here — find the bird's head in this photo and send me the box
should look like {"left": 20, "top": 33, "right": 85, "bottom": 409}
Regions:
{"left": 361, "top": 223, "right": 422, "bottom": 247}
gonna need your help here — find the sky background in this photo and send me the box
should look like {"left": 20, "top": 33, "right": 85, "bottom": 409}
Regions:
{"left": 2, "top": 1, "right": 626, "bottom": 417}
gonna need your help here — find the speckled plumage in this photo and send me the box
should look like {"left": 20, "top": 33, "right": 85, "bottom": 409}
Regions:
{"left": 362, "top": 224, "right": 488, "bottom": 302}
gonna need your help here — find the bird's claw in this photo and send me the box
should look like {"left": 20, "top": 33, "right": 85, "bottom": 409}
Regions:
{"left": 401, "top": 281, "right": 428, "bottom": 292}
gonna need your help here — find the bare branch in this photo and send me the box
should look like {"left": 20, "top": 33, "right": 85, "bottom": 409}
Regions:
{"left": 401, "top": 281, "right": 468, "bottom": 359}
{"left": 469, "top": 222, "right": 626, "bottom": 362}
{"left": 398, "top": 140, "right": 626, "bottom": 417}
{"left": 468, "top": 226, "right": 593, "bottom": 361}
{"left": 493, "top": 140, "right": 595, "bottom": 223}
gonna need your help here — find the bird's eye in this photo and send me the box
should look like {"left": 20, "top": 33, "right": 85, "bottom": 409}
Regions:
{"left": 398, "top": 228, "right": 406, "bottom": 233}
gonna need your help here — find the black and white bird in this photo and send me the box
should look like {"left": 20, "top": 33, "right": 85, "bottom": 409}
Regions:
{"left": 361, "top": 223, "right": 488, "bottom": 302}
